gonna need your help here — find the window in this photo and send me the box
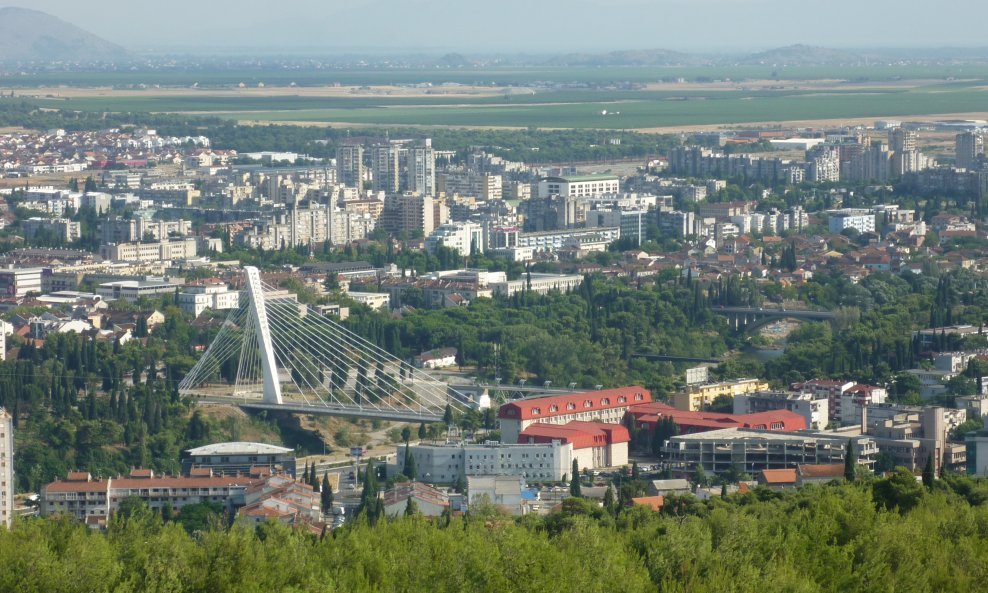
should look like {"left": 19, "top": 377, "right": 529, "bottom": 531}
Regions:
{"left": 549, "top": 405, "right": 558, "bottom": 412}
{"left": 531, "top": 407, "right": 541, "bottom": 416}
{"left": 584, "top": 400, "right": 593, "bottom": 408}
{"left": 635, "top": 394, "right": 644, "bottom": 401}
{"left": 617, "top": 396, "right": 626, "bottom": 403}
{"left": 601, "top": 398, "right": 611, "bottom": 405}
{"left": 567, "top": 403, "right": 576, "bottom": 410}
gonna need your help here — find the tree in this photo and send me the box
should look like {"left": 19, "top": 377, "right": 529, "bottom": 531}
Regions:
{"left": 418, "top": 423, "right": 427, "bottom": 440}
{"left": 631, "top": 461, "right": 640, "bottom": 480}
{"left": 844, "top": 439, "right": 857, "bottom": 482}
{"left": 923, "top": 453, "right": 936, "bottom": 489}
{"left": 404, "top": 496, "right": 418, "bottom": 517}
{"left": 309, "top": 463, "right": 317, "bottom": 488}
{"left": 403, "top": 444, "right": 417, "bottom": 480}
{"left": 401, "top": 426, "right": 412, "bottom": 445}
{"left": 603, "top": 484, "right": 616, "bottom": 516}
{"left": 694, "top": 464, "right": 709, "bottom": 488}
{"left": 321, "top": 474, "right": 333, "bottom": 514}
{"left": 569, "top": 459, "right": 582, "bottom": 498}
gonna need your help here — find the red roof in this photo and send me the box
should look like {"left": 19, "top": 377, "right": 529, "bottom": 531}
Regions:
{"left": 627, "top": 402, "right": 806, "bottom": 433}
{"left": 498, "top": 387, "right": 651, "bottom": 421}
{"left": 631, "top": 495, "right": 665, "bottom": 511}
{"left": 760, "top": 469, "right": 797, "bottom": 485}
{"left": 519, "top": 421, "right": 631, "bottom": 449}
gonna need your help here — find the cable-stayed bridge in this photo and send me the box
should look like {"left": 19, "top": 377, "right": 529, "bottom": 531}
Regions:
{"left": 179, "top": 267, "right": 470, "bottom": 422}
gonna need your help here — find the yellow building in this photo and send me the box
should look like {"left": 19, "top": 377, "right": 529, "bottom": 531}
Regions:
{"left": 673, "top": 379, "right": 770, "bottom": 411}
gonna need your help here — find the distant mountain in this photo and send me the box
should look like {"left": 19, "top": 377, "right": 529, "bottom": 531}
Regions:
{"left": 732, "top": 44, "right": 863, "bottom": 66}
{"left": 0, "top": 7, "right": 126, "bottom": 63}
{"left": 542, "top": 49, "right": 709, "bottom": 67}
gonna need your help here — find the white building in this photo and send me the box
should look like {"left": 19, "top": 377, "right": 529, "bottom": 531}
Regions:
{"left": 21, "top": 218, "right": 81, "bottom": 243}
{"left": 538, "top": 175, "right": 620, "bottom": 199}
{"left": 346, "top": 291, "right": 390, "bottom": 310}
{"left": 424, "top": 222, "right": 484, "bottom": 256}
{"left": 97, "top": 279, "right": 182, "bottom": 302}
{"left": 100, "top": 238, "right": 198, "bottom": 263}
{"left": 467, "top": 476, "right": 525, "bottom": 515}
{"left": 398, "top": 440, "right": 572, "bottom": 483}
{"left": 0, "top": 408, "right": 12, "bottom": 529}
{"left": 827, "top": 209, "right": 876, "bottom": 234}
{"left": 490, "top": 273, "right": 585, "bottom": 297}
{"left": 0, "top": 267, "right": 43, "bottom": 298}
{"left": 178, "top": 282, "right": 242, "bottom": 317}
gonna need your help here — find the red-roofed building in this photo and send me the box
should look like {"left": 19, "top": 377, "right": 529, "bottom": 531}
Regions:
{"left": 42, "top": 470, "right": 262, "bottom": 526}
{"left": 626, "top": 401, "right": 807, "bottom": 434}
{"left": 498, "top": 386, "right": 651, "bottom": 443}
{"left": 519, "top": 421, "right": 631, "bottom": 469}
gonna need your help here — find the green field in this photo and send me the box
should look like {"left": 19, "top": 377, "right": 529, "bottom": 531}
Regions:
{"left": 21, "top": 82, "right": 988, "bottom": 130}
{"left": 7, "top": 63, "right": 988, "bottom": 87}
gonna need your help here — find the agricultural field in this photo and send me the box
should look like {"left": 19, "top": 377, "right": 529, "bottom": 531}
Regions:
{"left": 6, "top": 65, "right": 988, "bottom": 130}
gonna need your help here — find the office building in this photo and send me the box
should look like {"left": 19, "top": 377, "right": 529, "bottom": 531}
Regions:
{"left": 96, "top": 278, "right": 183, "bottom": 302}
{"left": 0, "top": 267, "right": 43, "bottom": 297}
{"left": 99, "top": 238, "right": 198, "bottom": 263}
{"left": 177, "top": 282, "right": 241, "bottom": 317}
{"left": 537, "top": 174, "right": 620, "bottom": 199}
{"left": 181, "top": 442, "right": 297, "bottom": 478}
{"left": 424, "top": 222, "right": 484, "bottom": 256}
{"left": 397, "top": 440, "right": 572, "bottom": 483}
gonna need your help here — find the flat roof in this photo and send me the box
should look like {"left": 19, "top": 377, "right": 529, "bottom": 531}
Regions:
{"left": 543, "top": 174, "right": 620, "bottom": 183}
{"left": 185, "top": 441, "right": 293, "bottom": 456}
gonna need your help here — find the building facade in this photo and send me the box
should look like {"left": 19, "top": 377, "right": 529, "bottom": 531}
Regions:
{"left": 0, "top": 408, "right": 11, "bottom": 529}
{"left": 498, "top": 387, "right": 651, "bottom": 444}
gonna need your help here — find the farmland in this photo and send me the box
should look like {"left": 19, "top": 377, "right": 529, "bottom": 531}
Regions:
{"left": 6, "top": 64, "right": 988, "bottom": 130}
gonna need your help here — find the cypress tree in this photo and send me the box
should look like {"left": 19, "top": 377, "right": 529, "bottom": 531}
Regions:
{"left": 923, "top": 452, "right": 936, "bottom": 489}
{"left": 844, "top": 439, "right": 857, "bottom": 482}
{"left": 321, "top": 474, "right": 333, "bottom": 513}
{"left": 570, "top": 459, "right": 582, "bottom": 498}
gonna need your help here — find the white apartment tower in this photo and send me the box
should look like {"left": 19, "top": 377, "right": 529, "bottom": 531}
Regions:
{"left": 336, "top": 144, "right": 365, "bottom": 189}
{"left": 956, "top": 132, "right": 983, "bottom": 170}
{"left": 405, "top": 139, "right": 436, "bottom": 196}
{"left": 0, "top": 407, "right": 12, "bottom": 529}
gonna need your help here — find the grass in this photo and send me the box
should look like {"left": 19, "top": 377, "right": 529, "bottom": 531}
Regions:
{"left": 7, "top": 63, "right": 988, "bottom": 88}
{"left": 12, "top": 76, "right": 988, "bottom": 130}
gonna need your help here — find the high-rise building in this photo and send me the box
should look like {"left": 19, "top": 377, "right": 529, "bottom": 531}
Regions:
{"left": 405, "top": 139, "right": 436, "bottom": 196}
{"left": 956, "top": 132, "right": 983, "bottom": 170}
{"left": 0, "top": 407, "right": 12, "bottom": 529}
{"left": 370, "top": 142, "right": 402, "bottom": 194}
{"left": 889, "top": 128, "right": 917, "bottom": 153}
{"left": 336, "top": 144, "right": 364, "bottom": 189}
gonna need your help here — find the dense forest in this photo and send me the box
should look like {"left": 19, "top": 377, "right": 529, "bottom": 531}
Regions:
{"left": 5, "top": 474, "right": 988, "bottom": 592}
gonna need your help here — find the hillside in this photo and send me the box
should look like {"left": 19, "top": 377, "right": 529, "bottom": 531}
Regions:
{"left": 734, "top": 44, "right": 863, "bottom": 66}
{"left": 0, "top": 7, "right": 126, "bottom": 62}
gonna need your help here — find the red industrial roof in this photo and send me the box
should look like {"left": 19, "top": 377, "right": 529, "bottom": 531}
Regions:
{"left": 498, "top": 387, "right": 651, "bottom": 421}
{"left": 627, "top": 402, "right": 806, "bottom": 433}
{"left": 760, "top": 469, "right": 797, "bottom": 485}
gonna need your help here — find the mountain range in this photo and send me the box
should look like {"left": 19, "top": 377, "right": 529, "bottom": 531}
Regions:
{"left": 0, "top": 7, "right": 126, "bottom": 63}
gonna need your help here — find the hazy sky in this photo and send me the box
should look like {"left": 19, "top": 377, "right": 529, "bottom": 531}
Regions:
{"left": 20, "top": 0, "right": 988, "bottom": 53}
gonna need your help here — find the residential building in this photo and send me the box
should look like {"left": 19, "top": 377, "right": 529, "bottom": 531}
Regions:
{"left": 955, "top": 132, "right": 983, "bottom": 170}
{"left": 100, "top": 238, "right": 198, "bottom": 263}
{"left": 627, "top": 402, "right": 807, "bottom": 435}
{"left": 497, "top": 386, "right": 651, "bottom": 444}
{"left": 537, "top": 174, "right": 620, "bottom": 199}
{"left": 238, "top": 474, "right": 323, "bottom": 532}
{"left": 734, "top": 391, "right": 830, "bottom": 430}
{"left": 178, "top": 282, "right": 241, "bottom": 317}
{"left": 414, "top": 347, "right": 457, "bottom": 370}
{"left": 382, "top": 481, "right": 450, "bottom": 517}
{"left": 424, "top": 222, "right": 484, "bottom": 256}
{"left": 336, "top": 144, "right": 365, "bottom": 188}
{"left": 370, "top": 141, "right": 402, "bottom": 193}
{"left": 41, "top": 469, "right": 262, "bottom": 527}
{"left": 827, "top": 209, "right": 876, "bottom": 234}
{"left": 673, "top": 379, "right": 770, "bottom": 412}
{"left": 0, "top": 408, "right": 11, "bottom": 529}
{"left": 181, "top": 442, "right": 297, "bottom": 478}
{"left": 21, "top": 218, "right": 81, "bottom": 243}
{"left": 379, "top": 193, "right": 448, "bottom": 237}
{"left": 0, "top": 267, "right": 43, "bottom": 297}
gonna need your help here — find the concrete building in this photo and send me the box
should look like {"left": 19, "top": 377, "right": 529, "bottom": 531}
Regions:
{"left": 178, "top": 282, "right": 241, "bottom": 317}
{"left": 827, "top": 209, "right": 876, "bottom": 235}
{"left": 489, "top": 273, "right": 584, "bottom": 297}
{"left": 955, "top": 132, "right": 983, "bottom": 170}
{"left": 538, "top": 175, "right": 620, "bottom": 199}
{"left": 497, "top": 386, "right": 651, "bottom": 444}
{"left": 397, "top": 440, "right": 571, "bottom": 483}
{"left": 0, "top": 408, "right": 11, "bottom": 529}
{"left": 664, "top": 428, "right": 877, "bottom": 474}
{"left": 734, "top": 391, "right": 830, "bottom": 430}
{"left": 0, "top": 267, "right": 43, "bottom": 297}
{"left": 519, "top": 421, "right": 630, "bottom": 470}
{"left": 405, "top": 139, "right": 436, "bottom": 196}
{"left": 424, "top": 222, "right": 484, "bottom": 256}
{"left": 346, "top": 291, "right": 391, "bottom": 310}
{"left": 336, "top": 144, "right": 365, "bottom": 188}
{"left": 370, "top": 142, "right": 402, "bottom": 194}
{"left": 467, "top": 476, "right": 525, "bottom": 515}
{"left": 673, "top": 379, "right": 770, "bottom": 412}
{"left": 239, "top": 474, "right": 322, "bottom": 531}
{"left": 21, "top": 218, "right": 81, "bottom": 243}
{"left": 379, "top": 193, "right": 448, "bottom": 237}
{"left": 96, "top": 279, "right": 182, "bottom": 302}
{"left": 586, "top": 209, "right": 649, "bottom": 246}
{"left": 99, "top": 238, "right": 198, "bottom": 263}
{"left": 41, "top": 470, "right": 262, "bottom": 527}
{"left": 100, "top": 217, "right": 192, "bottom": 244}
{"left": 181, "top": 442, "right": 296, "bottom": 478}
